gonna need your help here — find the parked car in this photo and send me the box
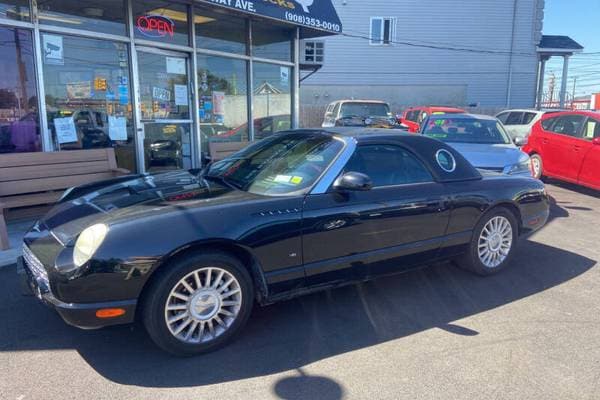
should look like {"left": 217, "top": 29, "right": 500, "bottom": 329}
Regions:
{"left": 496, "top": 109, "right": 562, "bottom": 140}
{"left": 399, "top": 106, "right": 465, "bottom": 133}
{"left": 420, "top": 113, "right": 532, "bottom": 176}
{"left": 322, "top": 100, "right": 395, "bottom": 128}
{"left": 522, "top": 110, "right": 600, "bottom": 190}
{"left": 19, "top": 129, "right": 549, "bottom": 356}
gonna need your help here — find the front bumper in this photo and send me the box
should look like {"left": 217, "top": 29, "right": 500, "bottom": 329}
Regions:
{"left": 18, "top": 256, "right": 136, "bottom": 329}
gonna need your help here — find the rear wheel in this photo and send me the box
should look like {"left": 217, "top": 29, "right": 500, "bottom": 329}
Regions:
{"left": 142, "top": 251, "right": 254, "bottom": 356}
{"left": 530, "top": 154, "right": 543, "bottom": 179}
{"left": 457, "top": 207, "right": 518, "bottom": 276}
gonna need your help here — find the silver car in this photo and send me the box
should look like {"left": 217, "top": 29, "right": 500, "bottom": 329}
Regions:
{"left": 420, "top": 113, "right": 532, "bottom": 177}
{"left": 496, "top": 109, "right": 562, "bottom": 140}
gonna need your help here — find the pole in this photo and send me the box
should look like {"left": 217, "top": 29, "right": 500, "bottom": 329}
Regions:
{"left": 571, "top": 76, "right": 577, "bottom": 109}
{"left": 559, "top": 54, "right": 570, "bottom": 108}
{"left": 536, "top": 57, "right": 547, "bottom": 109}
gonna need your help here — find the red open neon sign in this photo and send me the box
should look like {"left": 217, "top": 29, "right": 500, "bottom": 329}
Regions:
{"left": 136, "top": 15, "right": 175, "bottom": 38}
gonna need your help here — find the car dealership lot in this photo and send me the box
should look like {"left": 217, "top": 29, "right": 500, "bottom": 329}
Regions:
{"left": 1, "top": 182, "right": 600, "bottom": 400}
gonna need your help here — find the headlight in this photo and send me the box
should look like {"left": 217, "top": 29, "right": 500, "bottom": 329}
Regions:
{"left": 73, "top": 224, "right": 108, "bottom": 267}
{"left": 506, "top": 158, "right": 532, "bottom": 175}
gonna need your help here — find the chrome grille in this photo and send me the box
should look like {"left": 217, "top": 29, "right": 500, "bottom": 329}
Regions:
{"left": 22, "top": 243, "right": 49, "bottom": 287}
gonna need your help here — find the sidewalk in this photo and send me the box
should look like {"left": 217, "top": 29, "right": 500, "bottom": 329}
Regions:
{"left": 0, "top": 219, "right": 32, "bottom": 268}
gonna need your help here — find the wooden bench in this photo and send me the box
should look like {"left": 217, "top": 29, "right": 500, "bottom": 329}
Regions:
{"left": 0, "top": 148, "right": 130, "bottom": 250}
{"left": 208, "top": 141, "right": 253, "bottom": 163}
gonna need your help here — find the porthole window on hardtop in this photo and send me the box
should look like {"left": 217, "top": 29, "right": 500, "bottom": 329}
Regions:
{"left": 436, "top": 149, "right": 456, "bottom": 173}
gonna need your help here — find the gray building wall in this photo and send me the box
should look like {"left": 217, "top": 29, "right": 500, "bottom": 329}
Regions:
{"left": 301, "top": 0, "right": 544, "bottom": 118}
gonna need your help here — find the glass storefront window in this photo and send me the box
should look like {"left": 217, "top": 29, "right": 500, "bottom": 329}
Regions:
{"left": 0, "top": 27, "right": 40, "bottom": 154}
{"left": 252, "top": 24, "right": 293, "bottom": 61}
{"left": 137, "top": 51, "right": 190, "bottom": 120}
{"left": 0, "top": 1, "right": 29, "bottom": 21}
{"left": 197, "top": 55, "right": 248, "bottom": 143}
{"left": 134, "top": 1, "right": 190, "bottom": 46}
{"left": 37, "top": 0, "right": 126, "bottom": 35}
{"left": 252, "top": 62, "right": 292, "bottom": 140}
{"left": 195, "top": 8, "right": 247, "bottom": 55}
{"left": 41, "top": 34, "right": 136, "bottom": 171}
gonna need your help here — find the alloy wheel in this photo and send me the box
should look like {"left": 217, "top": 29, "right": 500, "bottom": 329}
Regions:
{"left": 164, "top": 267, "right": 242, "bottom": 344}
{"left": 477, "top": 216, "right": 513, "bottom": 268}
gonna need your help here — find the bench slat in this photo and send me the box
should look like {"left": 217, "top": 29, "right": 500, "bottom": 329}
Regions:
{"left": 0, "top": 148, "right": 113, "bottom": 168}
{"left": 0, "top": 161, "right": 111, "bottom": 183}
{"left": 0, "top": 172, "right": 115, "bottom": 196}
{"left": 0, "top": 191, "right": 62, "bottom": 209}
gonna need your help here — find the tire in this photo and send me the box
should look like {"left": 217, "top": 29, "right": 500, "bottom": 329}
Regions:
{"left": 142, "top": 251, "right": 254, "bottom": 356}
{"left": 530, "top": 154, "right": 543, "bottom": 179}
{"left": 456, "top": 207, "right": 519, "bottom": 276}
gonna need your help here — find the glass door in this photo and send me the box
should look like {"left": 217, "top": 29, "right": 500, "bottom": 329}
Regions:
{"left": 136, "top": 47, "right": 193, "bottom": 172}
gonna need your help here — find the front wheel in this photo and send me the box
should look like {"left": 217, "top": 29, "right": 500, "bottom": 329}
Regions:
{"left": 530, "top": 154, "right": 543, "bottom": 179}
{"left": 456, "top": 207, "right": 519, "bottom": 276}
{"left": 142, "top": 251, "right": 254, "bottom": 356}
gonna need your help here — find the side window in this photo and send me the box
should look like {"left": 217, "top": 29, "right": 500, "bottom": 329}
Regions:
{"left": 505, "top": 112, "right": 523, "bottom": 125}
{"left": 523, "top": 112, "right": 537, "bottom": 125}
{"left": 541, "top": 116, "right": 557, "bottom": 131}
{"left": 344, "top": 144, "right": 433, "bottom": 187}
{"left": 583, "top": 119, "right": 600, "bottom": 140}
{"left": 332, "top": 102, "right": 341, "bottom": 118}
{"left": 496, "top": 112, "right": 509, "bottom": 124}
{"left": 418, "top": 112, "right": 428, "bottom": 124}
{"left": 405, "top": 110, "right": 416, "bottom": 122}
{"left": 551, "top": 115, "right": 586, "bottom": 137}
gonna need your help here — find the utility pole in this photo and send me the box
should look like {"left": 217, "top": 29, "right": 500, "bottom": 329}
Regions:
{"left": 571, "top": 77, "right": 577, "bottom": 109}
{"left": 548, "top": 72, "right": 556, "bottom": 106}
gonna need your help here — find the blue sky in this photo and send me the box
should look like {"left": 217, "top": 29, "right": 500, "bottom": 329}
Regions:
{"left": 544, "top": 0, "right": 600, "bottom": 52}
{"left": 544, "top": 0, "right": 600, "bottom": 96}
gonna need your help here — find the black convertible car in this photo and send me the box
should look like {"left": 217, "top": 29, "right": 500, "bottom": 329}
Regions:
{"left": 19, "top": 128, "right": 549, "bottom": 356}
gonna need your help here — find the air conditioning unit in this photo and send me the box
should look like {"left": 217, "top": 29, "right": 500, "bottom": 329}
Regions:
{"left": 300, "top": 40, "right": 325, "bottom": 66}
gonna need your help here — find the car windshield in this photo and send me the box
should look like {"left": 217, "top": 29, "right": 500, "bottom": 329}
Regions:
{"left": 423, "top": 117, "right": 511, "bottom": 144}
{"left": 340, "top": 103, "right": 390, "bottom": 118}
{"left": 205, "top": 133, "right": 344, "bottom": 196}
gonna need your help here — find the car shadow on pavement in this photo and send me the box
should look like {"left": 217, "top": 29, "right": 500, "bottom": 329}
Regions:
{"left": 0, "top": 239, "right": 595, "bottom": 389}
{"left": 546, "top": 180, "right": 600, "bottom": 199}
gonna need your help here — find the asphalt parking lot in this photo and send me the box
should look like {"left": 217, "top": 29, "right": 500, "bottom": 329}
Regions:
{"left": 1, "top": 181, "right": 599, "bottom": 400}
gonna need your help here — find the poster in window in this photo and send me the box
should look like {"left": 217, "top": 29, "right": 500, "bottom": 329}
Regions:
{"left": 153, "top": 87, "right": 171, "bottom": 102}
{"left": 212, "top": 91, "right": 225, "bottom": 115}
{"left": 54, "top": 117, "right": 78, "bottom": 144}
{"left": 166, "top": 57, "right": 186, "bottom": 75}
{"left": 42, "top": 34, "right": 64, "bottom": 65}
{"left": 174, "top": 84, "right": 188, "bottom": 106}
{"left": 108, "top": 116, "right": 128, "bottom": 141}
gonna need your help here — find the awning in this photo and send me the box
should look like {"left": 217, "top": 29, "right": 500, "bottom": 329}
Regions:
{"left": 197, "top": 0, "right": 342, "bottom": 37}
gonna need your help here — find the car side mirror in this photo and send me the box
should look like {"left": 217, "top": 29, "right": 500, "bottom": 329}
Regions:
{"left": 333, "top": 172, "right": 373, "bottom": 191}
{"left": 514, "top": 136, "right": 528, "bottom": 147}
{"left": 593, "top": 137, "right": 600, "bottom": 146}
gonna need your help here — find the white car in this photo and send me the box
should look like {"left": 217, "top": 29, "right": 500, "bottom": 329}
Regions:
{"left": 322, "top": 100, "right": 393, "bottom": 128}
{"left": 496, "top": 109, "right": 561, "bottom": 141}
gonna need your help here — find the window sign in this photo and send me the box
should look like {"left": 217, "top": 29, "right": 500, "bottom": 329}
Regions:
{"left": 137, "top": 14, "right": 175, "bottom": 38}
{"left": 54, "top": 117, "right": 78, "bottom": 144}
{"left": 174, "top": 85, "right": 189, "bottom": 106}
{"left": 153, "top": 87, "right": 171, "bottom": 102}
{"left": 42, "top": 34, "right": 64, "bottom": 65}
{"left": 108, "top": 116, "right": 128, "bottom": 141}
{"left": 166, "top": 57, "right": 186, "bottom": 75}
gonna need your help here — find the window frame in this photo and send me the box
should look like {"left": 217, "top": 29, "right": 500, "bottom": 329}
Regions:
{"left": 369, "top": 17, "right": 395, "bottom": 46}
{"left": 342, "top": 143, "right": 435, "bottom": 188}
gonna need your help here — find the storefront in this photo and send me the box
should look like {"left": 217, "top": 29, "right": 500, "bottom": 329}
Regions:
{"left": 0, "top": 0, "right": 341, "bottom": 173}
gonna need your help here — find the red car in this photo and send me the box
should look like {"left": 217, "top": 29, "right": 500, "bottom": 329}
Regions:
{"left": 399, "top": 106, "right": 465, "bottom": 133}
{"left": 523, "top": 111, "right": 600, "bottom": 190}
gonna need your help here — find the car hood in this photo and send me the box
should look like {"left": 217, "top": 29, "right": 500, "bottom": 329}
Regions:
{"left": 445, "top": 142, "right": 528, "bottom": 170}
{"left": 38, "top": 170, "right": 259, "bottom": 244}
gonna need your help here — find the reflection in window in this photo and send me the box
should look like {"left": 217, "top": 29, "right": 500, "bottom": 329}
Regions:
{"left": 42, "top": 35, "right": 135, "bottom": 171}
{"left": 37, "top": 0, "right": 126, "bottom": 35}
{"left": 137, "top": 51, "right": 189, "bottom": 120}
{"left": 253, "top": 62, "right": 292, "bottom": 139}
{"left": 0, "top": 27, "right": 40, "bottom": 153}
{"left": 133, "top": 1, "right": 189, "bottom": 46}
{"left": 252, "top": 24, "right": 292, "bottom": 61}
{"left": 0, "top": 1, "right": 29, "bottom": 21}
{"left": 197, "top": 55, "right": 248, "bottom": 143}
{"left": 195, "top": 7, "right": 247, "bottom": 54}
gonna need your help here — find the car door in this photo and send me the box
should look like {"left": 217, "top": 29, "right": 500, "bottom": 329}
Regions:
{"left": 543, "top": 114, "right": 587, "bottom": 181}
{"left": 403, "top": 110, "right": 420, "bottom": 133}
{"left": 577, "top": 117, "right": 600, "bottom": 189}
{"left": 301, "top": 143, "right": 450, "bottom": 286}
